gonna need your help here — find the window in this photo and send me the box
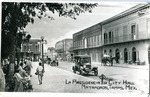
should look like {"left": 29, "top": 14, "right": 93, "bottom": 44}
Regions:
{"left": 90, "top": 37, "right": 92, "bottom": 46}
{"left": 84, "top": 38, "right": 87, "bottom": 48}
{"left": 99, "top": 35, "right": 101, "bottom": 45}
{"left": 87, "top": 38, "right": 90, "bottom": 47}
{"left": 97, "top": 35, "right": 99, "bottom": 45}
{"left": 109, "top": 32, "right": 112, "bottom": 43}
{"left": 92, "top": 36, "right": 94, "bottom": 44}
{"left": 104, "top": 33, "right": 107, "bottom": 44}
{"left": 131, "top": 25, "right": 136, "bottom": 40}
{"left": 123, "top": 26, "right": 127, "bottom": 41}
{"left": 115, "top": 28, "right": 119, "bottom": 42}
{"left": 94, "top": 36, "right": 96, "bottom": 42}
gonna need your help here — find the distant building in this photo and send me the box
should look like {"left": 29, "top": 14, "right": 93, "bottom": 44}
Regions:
{"left": 20, "top": 39, "right": 42, "bottom": 61}
{"left": 46, "top": 47, "right": 57, "bottom": 60}
{"left": 55, "top": 39, "right": 73, "bottom": 61}
{"left": 73, "top": 4, "right": 150, "bottom": 65}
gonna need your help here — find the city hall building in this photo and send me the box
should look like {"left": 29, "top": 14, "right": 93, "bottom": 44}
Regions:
{"left": 73, "top": 4, "right": 150, "bottom": 65}
{"left": 73, "top": 23, "right": 102, "bottom": 62}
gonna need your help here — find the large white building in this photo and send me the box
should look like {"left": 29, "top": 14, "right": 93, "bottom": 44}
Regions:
{"left": 55, "top": 39, "right": 73, "bottom": 61}
{"left": 73, "top": 3, "right": 150, "bottom": 65}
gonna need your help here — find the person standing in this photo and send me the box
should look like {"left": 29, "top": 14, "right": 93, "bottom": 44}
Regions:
{"left": 14, "top": 70, "right": 24, "bottom": 92}
{"left": 24, "top": 58, "right": 32, "bottom": 76}
{"left": 110, "top": 56, "right": 114, "bottom": 66}
{"left": 36, "top": 62, "right": 44, "bottom": 85}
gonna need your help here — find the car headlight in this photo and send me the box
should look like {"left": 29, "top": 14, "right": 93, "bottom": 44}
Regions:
{"left": 83, "top": 65, "right": 86, "bottom": 68}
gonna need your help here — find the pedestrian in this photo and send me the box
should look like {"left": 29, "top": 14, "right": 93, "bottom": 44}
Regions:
{"left": 110, "top": 56, "right": 113, "bottom": 66}
{"left": 36, "top": 62, "right": 44, "bottom": 85}
{"left": 14, "top": 69, "right": 24, "bottom": 92}
{"left": 24, "top": 58, "right": 33, "bottom": 76}
{"left": 47, "top": 57, "right": 51, "bottom": 65}
{"left": 14, "top": 68, "right": 31, "bottom": 92}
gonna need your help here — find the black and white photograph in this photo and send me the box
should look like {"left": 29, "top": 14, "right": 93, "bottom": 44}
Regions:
{"left": 0, "top": 0, "right": 149, "bottom": 97}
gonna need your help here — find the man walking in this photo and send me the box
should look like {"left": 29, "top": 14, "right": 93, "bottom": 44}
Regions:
{"left": 36, "top": 62, "right": 44, "bottom": 85}
{"left": 110, "top": 56, "right": 114, "bottom": 66}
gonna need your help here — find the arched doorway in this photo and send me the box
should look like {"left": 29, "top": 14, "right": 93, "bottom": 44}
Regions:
{"left": 109, "top": 49, "right": 112, "bottom": 56}
{"left": 115, "top": 49, "right": 120, "bottom": 63}
{"left": 132, "top": 47, "right": 136, "bottom": 63}
{"left": 124, "top": 48, "right": 128, "bottom": 63}
{"left": 104, "top": 50, "right": 107, "bottom": 55}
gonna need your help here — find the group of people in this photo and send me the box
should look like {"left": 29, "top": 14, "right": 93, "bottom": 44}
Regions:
{"left": 101, "top": 55, "right": 115, "bottom": 66}
{"left": 46, "top": 56, "right": 59, "bottom": 66}
{"left": 13, "top": 57, "right": 33, "bottom": 92}
{"left": 1, "top": 57, "right": 45, "bottom": 92}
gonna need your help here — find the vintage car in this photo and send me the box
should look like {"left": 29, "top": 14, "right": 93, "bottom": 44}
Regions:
{"left": 72, "top": 55, "right": 98, "bottom": 76}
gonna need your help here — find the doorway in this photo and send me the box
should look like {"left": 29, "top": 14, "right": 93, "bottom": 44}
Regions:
{"left": 124, "top": 48, "right": 128, "bottom": 63}
{"left": 115, "top": 49, "right": 120, "bottom": 63}
{"left": 132, "top": 47, "right": 136, "bottom": 63}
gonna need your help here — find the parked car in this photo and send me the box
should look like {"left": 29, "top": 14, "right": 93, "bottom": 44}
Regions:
{"left": 72, "top": 55, "right": 98, "bottom": 76}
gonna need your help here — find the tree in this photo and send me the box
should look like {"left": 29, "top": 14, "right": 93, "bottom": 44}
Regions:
{"left": 1, "top": 2, "right": 97, "bottom": 91}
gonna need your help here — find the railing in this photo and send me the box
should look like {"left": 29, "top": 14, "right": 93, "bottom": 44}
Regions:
{"left": 104, "top": 33, "right": 150, "bottom": 45}
{"left": 73, "top": 33, "right": 150, "bottom": 49}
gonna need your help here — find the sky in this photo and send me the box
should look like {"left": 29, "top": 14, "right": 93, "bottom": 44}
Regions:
{"left": 24, "top": 1, "right": 147, "bottom": 50}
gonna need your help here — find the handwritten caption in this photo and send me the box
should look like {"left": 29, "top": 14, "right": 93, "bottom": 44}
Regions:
{"left": 65, "top": 79, "right": 137, "bottom": 90}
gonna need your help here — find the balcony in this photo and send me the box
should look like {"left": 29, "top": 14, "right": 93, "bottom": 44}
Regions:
{"left": 104, "top": 33, "right": 150, "bottom": 45}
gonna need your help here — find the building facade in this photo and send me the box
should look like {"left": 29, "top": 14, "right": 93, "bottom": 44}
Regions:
{"left": 20, "top": 39, "right": 42, "bottom": 61}
{"left": 46, "top": 47, "right": 57, "bottom": 60}
{"left": 55, "top": 39, "right": 73, "bottom": 61}
{"left": 73, "top": 4, "right": 150, "bottom": 65}
{"left": 73, "top": 23, "right": 102, "bottom": 62}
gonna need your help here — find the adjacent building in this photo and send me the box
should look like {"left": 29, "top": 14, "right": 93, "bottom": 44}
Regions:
{"left": 73, "top": 3, "right": 150, "bottom": 65}
{"left": 46, "top": 47, "right": 57, "bottom": 60}
{"left": 20, "top": 39, "right": 42, "bottom": 61}
{"left": 55, "top": 39, "right": 73, "bottom": 61}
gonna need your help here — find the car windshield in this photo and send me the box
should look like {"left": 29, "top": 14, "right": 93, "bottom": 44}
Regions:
{"left": 81, "top": 57, "right": 90, "bottom": 63}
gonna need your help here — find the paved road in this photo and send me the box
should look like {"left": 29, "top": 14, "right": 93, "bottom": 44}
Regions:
{"left": 30, "top": 62, "right": 149, "bottom": 94}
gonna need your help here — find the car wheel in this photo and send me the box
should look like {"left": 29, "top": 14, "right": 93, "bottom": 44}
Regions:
{"left": 73, "top": 70, "right": 76, "bottom": 73}
{"left": 94, "top": 70, "right": 98, "bottom": 76}
{"left": 80, "top": 70, "right": 83, "bottom": 75}
{"left": 72, "top": 66, "right": 76, "bottom": 73}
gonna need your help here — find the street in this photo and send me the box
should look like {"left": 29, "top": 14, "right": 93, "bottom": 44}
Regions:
{"left": 30, "top": 61, "right": 149, "bottom": 94}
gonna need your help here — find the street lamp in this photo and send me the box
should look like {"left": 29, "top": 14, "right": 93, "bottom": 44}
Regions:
{"left": 41, "top": 36, "right": 47, "bottom": 71}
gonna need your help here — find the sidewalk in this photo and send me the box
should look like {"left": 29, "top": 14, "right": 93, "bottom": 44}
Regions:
{"left": 92, "top": 62, "right": 149, "bottom": 70}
